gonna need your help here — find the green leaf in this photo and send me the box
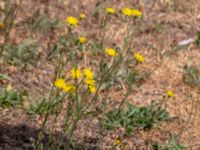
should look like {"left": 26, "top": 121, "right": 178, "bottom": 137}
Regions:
{"left": 0, "top": 73, "right": 13, "bottom": 81}
{"left": 101, "top": 103, "right": 169, "bottom": 134}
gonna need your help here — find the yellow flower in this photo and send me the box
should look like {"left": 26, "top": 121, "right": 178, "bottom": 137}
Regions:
{"left": 65, "top": 16, "right": 79, "bottom": 27}
{"left": 105, "top": 7, "right": 116, "bottom": 14}
{"left": 134, "top": 53, "right": 145, "bottom": 63}
{"left": 0, "top": 22, "right": 4, "bottom": 30}
{"left": 89, "top": 85, "right": 96, "bottom": 93}
{"left": 84, "top": 68, "right": 94, "bottom": 79}
{"left": 85, "top": 78, "right": 96, "bottom": 85}
{"left": 54, "top": 78, "right": 76, "bottom": 93}
{"left": 105, "top": 48, "right": 118, "bottom": 57}
{"left": 114, "top": 138, "right": 122, "bottom": 146}
{"left": 122, "top": 8, "right": 133, "bottom": 16}
{"left": 54, "top": 78, "right": 66, "bottom": 89}
{"left": 79, "top": 13, "right": 86, "bottom": 19}
{"left": 79, "top": 36, "right": 87, "bottom": 44}
{"left": 71, "top": 67, "right": 82, "bottom": 79}
{"left": 84, "top": 68, "right": 96, "bottom": 86}
{"left": 167, "top": 90, "right": 174, "bottom": 97}
{"left": 132, "top": 9, "right": 142, "bottom": 17}
{"left": 63, "top": 84, "right": 76, "bottom": 92}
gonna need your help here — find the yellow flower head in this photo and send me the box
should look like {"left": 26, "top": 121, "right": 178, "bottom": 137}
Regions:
{"left": 54, "top": 78, "right": 66, "bottom": 89}
{"left": 167, "top": 90, "right": 174, "bottom": 97}
{"left": 134, "top": 53, "right": 145, "bottom": 63}
{"left": 84, "top": 68, "right": 94, "bottom": 79}
{"left": 105, "top": 7, "right": 116, "bottom": 14}
{"left": 71, "top": 67, "right": 82, "bottom": 79}
{"left": 65, "top": 16, "right": 79, "bottom": 27}
{"left": 0, "top": 22, "right": 4, "bottom": 30}
{"left": 89, "top": 85, "right": 96, "bottom": 93}
{"left": 63, "top": 84, "right": 76, "bottom": 93}
{"left": 85, "top": 78, "right": 96, "bottom": 85}
{"left": 79, "top": 13, "right": 86, "bottom": 19}
{"left": 114, "top": 138, "right": 122, "bottom": 146}
{"left": 132, "top": 9, "right": 142, "bottom": 17}
{"left": 105, "top": 48, "right": 118, "bottom": 57}
{"left": 79, "top": 36, "right": 87, "bottom": 44}
{"left": 122, "top": 8, "right": 133, "bottom": 16}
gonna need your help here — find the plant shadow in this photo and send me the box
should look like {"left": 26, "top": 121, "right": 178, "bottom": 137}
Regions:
{"left": 0, "top": 123, "right": 99, "bottom": 150}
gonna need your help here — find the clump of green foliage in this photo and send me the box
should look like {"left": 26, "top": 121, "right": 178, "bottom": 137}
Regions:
{"left": 3, "top": 38, "right": 39, "bottom": 66}
{"left": 183, "top": 65, "right": 200, "bottom": 88}
{"left": 152, "top": 138, "right": 186, "bottom": 150}
{"left": 101, "top": 102, "right": 169, "bottom": 134}
{"left": 0, "top": 87, "right": 24, "bottom": 108}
